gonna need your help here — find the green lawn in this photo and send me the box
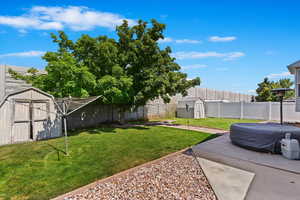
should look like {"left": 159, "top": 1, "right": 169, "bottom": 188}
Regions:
{"left": 163, "top": 117, "right": 261, "bottom": 130}
{"left": 0, "top": 126, "right": 213, "bottom": 200}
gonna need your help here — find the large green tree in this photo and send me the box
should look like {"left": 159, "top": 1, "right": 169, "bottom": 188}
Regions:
{"left": 10, "top": 19, "right": 200, "bottom": 118}
{"left": 255, "top": 77, "right": 294, "bottom": 101}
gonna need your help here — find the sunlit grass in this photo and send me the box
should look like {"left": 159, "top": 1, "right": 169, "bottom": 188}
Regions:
{"left": 0, "top": 126, "right": 212, "bottom": 200}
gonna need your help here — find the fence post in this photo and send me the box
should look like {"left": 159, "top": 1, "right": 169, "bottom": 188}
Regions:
{"left": 268, "top": 101, "right": 272, "bottom": 121}
{"left": 217, "top": 102, "right": 221, "bottom": 118}
{"left": 240, "top": 101, "right": 244, "bottom": 119}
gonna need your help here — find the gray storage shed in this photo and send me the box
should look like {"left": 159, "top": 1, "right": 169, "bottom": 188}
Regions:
{"left": 177, "top": 98, "right": 205, "bottom": 119}
{"left": 0, "top": 87, "right": 62, "bottom": 145}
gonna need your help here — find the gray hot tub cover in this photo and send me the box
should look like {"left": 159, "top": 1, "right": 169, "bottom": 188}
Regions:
{"left": 230, "top": 123, "right": 300, "bottom": 153}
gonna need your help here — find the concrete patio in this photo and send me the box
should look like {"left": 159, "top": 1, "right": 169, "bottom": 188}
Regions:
{"left": 193, "top": 134, "right": 300, "bottom": 200}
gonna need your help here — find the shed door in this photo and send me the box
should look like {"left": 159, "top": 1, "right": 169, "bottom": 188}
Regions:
{"left": 32, "top": 101, "right": 50, "bottom": 140}
{"left": 12, "top": 101, "right": 31, "bottom": 142}
{"left": 12, "top": 100, "right": 50, "bottom": 142}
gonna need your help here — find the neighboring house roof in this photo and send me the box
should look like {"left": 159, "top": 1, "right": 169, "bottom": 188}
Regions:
{"left": 0, "top": 65, "right": 42, "bottom": 101}
{"left": 178, "top": 97, "right": 204, "bottom": 102}
{"left": 204, "top": 99, "right": 230, "bottom": 103}
{"left": 287, "top": 60, "right": 300, "bottom": 74}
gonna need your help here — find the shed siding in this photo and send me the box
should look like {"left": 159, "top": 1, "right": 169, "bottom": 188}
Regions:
{"left": 0, "top": 102, "right": 11, "bottom": 145}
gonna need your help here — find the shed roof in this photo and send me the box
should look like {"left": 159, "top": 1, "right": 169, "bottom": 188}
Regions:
{"left": 0, "top": 87, "right": 56, "bottom": 108}
{"left": 178, "top": 98, "right": 204, "bottom": 108}
{"left": 287, "top": 60, "right": 300, "bottom": 74}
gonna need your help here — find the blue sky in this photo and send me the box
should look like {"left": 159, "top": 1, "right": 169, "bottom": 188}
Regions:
{"left": 0, "top": 0, "right": 299, "bottom": 94}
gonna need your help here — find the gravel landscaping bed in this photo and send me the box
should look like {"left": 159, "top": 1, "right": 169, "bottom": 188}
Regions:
{"left": 63, "top": 151, "right": 216, "bottom": 200}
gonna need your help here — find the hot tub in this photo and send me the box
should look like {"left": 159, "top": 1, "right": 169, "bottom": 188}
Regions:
{"left": 230, "top": 123, "right": 300, "bottom": 153}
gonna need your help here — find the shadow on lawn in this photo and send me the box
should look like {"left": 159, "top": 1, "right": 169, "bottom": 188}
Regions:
{"left": 198, "top": 134, "right": 220, "bottom": 144}
{"left": 68, "top": 124, "right": 149, "bottom": 136}
{"left": 47, "top": 143, "right": 67, "bottom": 160}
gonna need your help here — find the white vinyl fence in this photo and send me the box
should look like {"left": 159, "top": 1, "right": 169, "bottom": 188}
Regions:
{"left": 205, "top": 102, "right": 300, "bottom": 122}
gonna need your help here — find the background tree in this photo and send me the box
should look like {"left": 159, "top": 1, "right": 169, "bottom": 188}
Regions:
{"left": 276, "top": 78, "right": 295, "bottom": 99}
{"left": 9, "top": 19, "right": 200, "bottom": 121}
{"left": 255, "top": 77, "right": 294, "bottom": 101}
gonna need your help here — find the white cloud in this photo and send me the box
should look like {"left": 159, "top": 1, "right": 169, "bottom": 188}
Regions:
{"left": 223, "top": 52, "right": 245, "bottom": 61}
{"left": 209, "top": 36, "right": 236, "bottom": 42}
{"left": 181, "top": 64, "right": 207, "bottom": 69}
{"left": 172, "top": 51, "right": 245, "bottom": 60}
{"left": 158, "top": 37, "right": 201, "bottom": 44}
{"left": 0, "top": 16, "right": 63, "bottom": 30}
{"left": 0, "top": 6, "right": 135, "bottom": 31}
{"left": 158, "top": 37, "right": 173, "bottom": 43}
{"left": 175, "top": 39, "right": 201, "bottom": 44}
{"left": 247, "top": 89, "right": 256, "bottom": 93}
{"left": 0, "top": 51, "right": 45, "bottom": 58}
{"left": 267, "top": 71, "right": 293, "bottom": 79}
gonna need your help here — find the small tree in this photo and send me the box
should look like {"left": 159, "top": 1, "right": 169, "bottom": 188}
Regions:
{"left": 9, "top": 19, "right": 200, "bottom": 122}
{"left": 255, "top": 77, "right": 294, "bottom": 101}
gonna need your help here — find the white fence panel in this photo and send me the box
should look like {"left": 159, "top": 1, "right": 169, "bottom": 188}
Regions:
{"left": 270, "top": 102, "right": 300, "bottom": 122}
{"left": 205, "top": 101, "right": 300, "bottom": 122}
{"left": 270, "top": 103, "right": 280, "bottom": 121}
{"left": 282, "top": 103, "right": 300, "bottom": 122}
{"left": 243, "top": 102, "right": 269, "bottom": 120}
{"left": 205, "top": 102, "right": 219, "bottom": 117}
{"left": 221, "top": 103, "right": 241, "bottom": 118}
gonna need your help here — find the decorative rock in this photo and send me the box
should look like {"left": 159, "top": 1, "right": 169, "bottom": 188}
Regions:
{"left": 65, "top": 153, "right": 216, "bottom": 200}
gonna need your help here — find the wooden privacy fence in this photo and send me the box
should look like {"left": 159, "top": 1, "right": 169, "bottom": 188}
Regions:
{"left": 66, "top": 102, "right": 177, "bottom": 130}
